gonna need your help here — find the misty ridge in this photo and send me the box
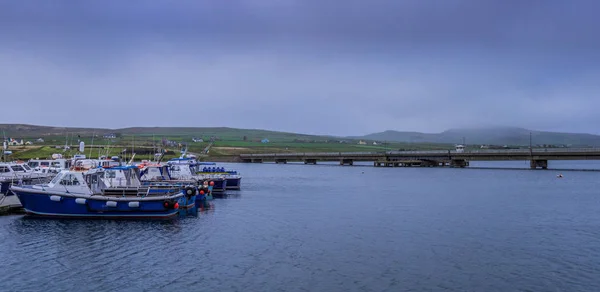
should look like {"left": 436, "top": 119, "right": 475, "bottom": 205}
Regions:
{"left": 2, "top": 124, "right": 600, "bottom": 147}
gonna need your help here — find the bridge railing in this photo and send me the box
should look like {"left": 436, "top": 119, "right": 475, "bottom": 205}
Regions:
{"left": 240, "top": 152, "right": 382, "bottom": 157}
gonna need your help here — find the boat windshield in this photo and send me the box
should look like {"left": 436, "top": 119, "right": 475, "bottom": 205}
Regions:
{"left": 28, "top": 161, "right": 39, "bottom": 167}
{"left": 49, "top": 173, "right": 64, "bottom": 185}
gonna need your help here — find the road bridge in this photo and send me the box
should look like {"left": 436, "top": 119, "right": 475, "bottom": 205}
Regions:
{"left": 239, "top": 148, "right": 600, "bottom": 169}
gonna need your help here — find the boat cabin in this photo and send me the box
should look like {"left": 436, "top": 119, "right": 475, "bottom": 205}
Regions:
{"left": 41, "top": 170, "right": 94, "bottom": 195}
{"left": 27, "top": 159, "right": 71, "bottom": 174}
{"left": 455, "top": 144, "right": 465, "bottom": 153}
{"left": 0, "top": 163, "right": 28, "bottom": 179}
{"left": 140, "top": 165, "right": 172, "bottom": 181}
{"left": 95, "top": 165, "right": 142, "bottom": 188}
{"left": 166, "top": 158, "right": 199, "bottom": 180}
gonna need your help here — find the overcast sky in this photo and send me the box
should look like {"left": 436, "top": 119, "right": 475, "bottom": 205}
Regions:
{"left": 1, "top": 0, "right": 599, "bottom": 136}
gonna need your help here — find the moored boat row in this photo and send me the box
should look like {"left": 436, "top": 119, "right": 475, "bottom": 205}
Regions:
{"left": 1, "top": 148, "right": 243, "bottom": 218}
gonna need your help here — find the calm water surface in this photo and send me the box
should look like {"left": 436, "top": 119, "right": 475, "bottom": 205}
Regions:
{"left": 2, "top": 162, "right": 600, "bottom": 291}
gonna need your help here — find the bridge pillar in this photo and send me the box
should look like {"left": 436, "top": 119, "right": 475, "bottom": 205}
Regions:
{"left": 304, "top": 159, "right": 317, "bottom": 165}
{"left": 275, "top": 159, "right": 287, "bottom": 164}
{"left": 252, "top": 159, "right": 263, "bottom": 163}
{"left": 450, "top": 159, "right": 469, "bottom": 168}
{"left": 530, "top": 159, "right": 548, "bottom": 169}
{"left": 340, "top": 159, "right": 353, "bottom": 166}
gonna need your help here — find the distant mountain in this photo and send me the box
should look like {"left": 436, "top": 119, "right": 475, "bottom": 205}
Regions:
{"left": 351, "top": 126, "right": 600, "bottom": 147}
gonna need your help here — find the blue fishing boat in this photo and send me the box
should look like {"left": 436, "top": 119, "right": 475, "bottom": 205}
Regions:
{"left": 196, "top": 162, "right": 242, "bottom": 190}
{"left": 138, "top": 163, "right": 214, "bottom": 205}
{"left": 166, "top": 158, "right": 228, "bottom": 194}
{"left": 10, "top": 167, "right": 196, "bottom": 219}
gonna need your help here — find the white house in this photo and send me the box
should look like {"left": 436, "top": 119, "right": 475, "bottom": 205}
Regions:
{"left": 8, "top": 138, "right": 23, "bottom": 146}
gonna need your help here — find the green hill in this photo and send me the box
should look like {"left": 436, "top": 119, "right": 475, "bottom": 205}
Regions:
{"left": 0, "top": 124, "right": 331, "bottom": 142}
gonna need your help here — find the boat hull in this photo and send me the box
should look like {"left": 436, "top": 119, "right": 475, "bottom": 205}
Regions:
{"left": 225, "top": 177, "right": 241, "bottom": 190}
{"left": 11, "top": 187, "right": 186, "bottom": 219}
{"left": 205, "top": 178, "right": 227, "bottom": 194}
{"left": 0, "top": 181, "right": 9, "bottom": 194}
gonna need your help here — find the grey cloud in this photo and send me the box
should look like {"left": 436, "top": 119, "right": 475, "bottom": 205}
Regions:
{"left": 0, "top": 0, "right": 599, "bottom": 136}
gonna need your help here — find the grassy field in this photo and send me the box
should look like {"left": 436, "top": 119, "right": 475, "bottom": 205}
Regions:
{"left": 2, "top": 127, "right": 457, "bottom": 161}
{"left": 4, "top": 139, "right": 455, "bottom": 161}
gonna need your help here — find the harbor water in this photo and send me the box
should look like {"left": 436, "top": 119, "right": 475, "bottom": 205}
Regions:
{"left": 1, "top": 161, "right": 600, "bottom": 291}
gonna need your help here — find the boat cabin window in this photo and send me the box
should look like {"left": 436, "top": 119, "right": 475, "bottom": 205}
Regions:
{"left": 0, "top": 166, "right": 9, "bottom": 173}
{"left": 41, "top": 162, "right": 50, "bottom": 167}
{"left": 22, "top": 165, "right": 32, "bottom": 171}
{"left": 28, "top": 162, "right": 39, "bottom": 167}
{"left": 85, "top": 174, "right": 101, "bottom": 186}
{"left": 105, "top": 170, "right": 116, "bottom": 178}
{"left": 59, "top": 174, "right": 81, "bottom": 186}
{"left": 10, "top": 165, "right": 25, "bottom": 172}
{"left": 147, "top": 167, "right": 162, "bottom": 176}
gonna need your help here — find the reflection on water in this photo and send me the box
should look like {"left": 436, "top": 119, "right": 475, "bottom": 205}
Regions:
{"left": 2, "top": 161, "right": 600, "bottom": 291}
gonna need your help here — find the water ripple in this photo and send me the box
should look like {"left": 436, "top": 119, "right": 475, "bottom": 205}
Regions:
{"left": 2, "top": 162, "right": 600, "bottom": 291}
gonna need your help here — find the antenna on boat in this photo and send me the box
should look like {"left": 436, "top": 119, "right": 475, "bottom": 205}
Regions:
{"left": 156, "top": 148, "right": 166, "bottom": 164}
{"left": 131, "top": 134, "right": 136, "bottom": 164}
{"left": 2, "top": 130, "right": 6, "bottom": 162}
{"left": 151, "top": 134, "right": 155, "bottom": 161}
{"left": 63, "top": 132, "right": 68, "bottom": 152}
{"left": 128, "top": 153, "right": 136, "bottom": 165}
{"left": 89, "top": 132, "right": 95, "bottom": 158}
